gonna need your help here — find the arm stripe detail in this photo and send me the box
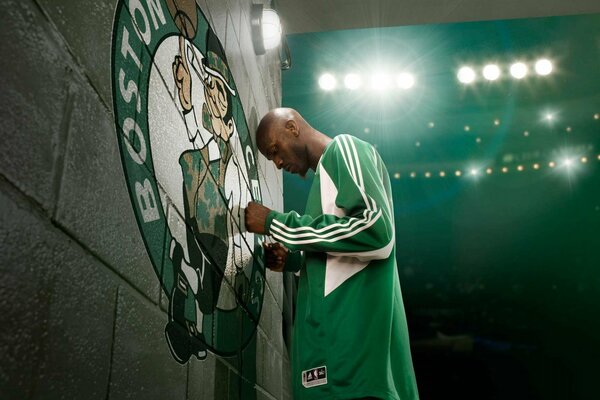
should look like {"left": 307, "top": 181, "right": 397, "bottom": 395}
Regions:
{"left": 270, "top": 135, "right": 386, "bottom": 246}
{"left": 271, "top": 209, "right": 383, "bottom": 245}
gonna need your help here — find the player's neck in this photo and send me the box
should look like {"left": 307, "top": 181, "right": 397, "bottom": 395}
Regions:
{"left": 307, "top": 130, "right": 333, "bottom": 171}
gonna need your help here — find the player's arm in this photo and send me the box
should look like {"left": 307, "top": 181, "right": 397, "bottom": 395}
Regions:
{"left": 265, "top": 136, "right": 394, "bottom": 261}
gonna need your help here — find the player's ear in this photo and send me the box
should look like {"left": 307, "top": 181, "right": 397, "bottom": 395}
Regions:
{"left": 285, "top": 120, "right": 299, "bottom": 137}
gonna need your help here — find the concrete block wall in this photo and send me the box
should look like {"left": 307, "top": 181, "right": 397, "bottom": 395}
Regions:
{"left": 0, "top": 0, "right": 288, "bottom": 399}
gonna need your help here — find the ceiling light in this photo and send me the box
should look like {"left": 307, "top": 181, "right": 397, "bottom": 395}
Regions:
{"left": 549, "top": 161, "right": 556, "bottom": 168}
{"left": 502, "top": 167, "right": 508, "bottom": 173}
{"left": 455, "top": 170, "right": 462, "bottom": 176}
{"left": 464, "top": 125, "right": 470, "bottom": 132}
{"left": 344, "top": 73, "right": 362, "bottom": 90}
{"left": 425, "top": 172, "right": 431, "bottom": 178}
{"left": 510, "top": 62, "right": 528, "bottom": 79}
{"left": 318, "top": 73, "right": 336, "bottom": 91}
{"left": 562, "top": 158, "right": 574, "bottom": 167}
{"left": 439, "top": 171, "right": 446, "bottom": 177}
{"left": 428, "top": 122, "right": 435, "bottom": 128}
{"left": 517, "top": 165, "right": 524, "bottom": 171}
{"left": 470, "top": 168, "right": 479, "bottom": 176}
{"left": 486, "top": 168, "right": 493, "bottom": 174}
{"left": 457, "top": 66, "right": 476, "bottom": 84}
{"left": 397, "top": 73, "right": 415, "bottom": 89}
{"left": 533, "top": 163, "right": 540, "bottom": 169}
{"left": 483, "top": 64, "right": 501, "bottom": 81}
{"left": 535, "top": 59, "right": 553, "bottom": 76}
{"left": 394, "top": 172, "right": 401, "bottom": 179}
{"left": 581, "top": 157, "right": 588, "bottom": 163}
{"left": 494, "top": 119, "right": 500, "bottom": 126}
{"left": 594, "top": 113, "right": 599, "bottom": 120}
{"left": 251, "top": 4, "right": 282, "bottom": 54}
{"left": 523, "top": 131, "right": 530, "bottom": 137}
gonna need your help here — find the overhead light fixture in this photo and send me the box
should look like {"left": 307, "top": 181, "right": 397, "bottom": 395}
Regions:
{"left": 535, "top": 59, "right": 553, "bottom": 76}
{"left": 457, "top": 66, "right": 476, "bottom": 84}
{"left": 318, "top": 73, "right": 336, "bottom": 91}
{"left": 482, "top": 64, "right": 501, "bottom": 81}
{"left": 251, "top": 4, "right": 282, "bottom": 55}
{"left": 510, "top": 62, "right": 528, "bottom": 79}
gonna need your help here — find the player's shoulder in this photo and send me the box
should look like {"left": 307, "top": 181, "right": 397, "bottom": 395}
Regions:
{"left": 333, "top": 134, "right": 374, "bottom": 152}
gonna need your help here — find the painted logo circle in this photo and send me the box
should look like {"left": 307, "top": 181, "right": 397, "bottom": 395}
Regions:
{"left": 111, "top": 0, "right": 265, "bottom": 363}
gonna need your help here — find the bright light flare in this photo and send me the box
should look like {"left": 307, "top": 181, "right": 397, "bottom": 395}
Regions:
{"left": 510, "top": 62, "right": 528, "bottom": 79}
{"left": 370, "top": 72, "right": 391, "bottom": 91}
{"left": 318, "top": 73, "right": 336, "bottom": 91}
{"left": 396, "top": 73, "right": 415, "bottom": 89}
{"left": 562, "top": 158, "right": 574, "bottom": 168}
{"left": 457, "top": 66, "right": 476, "bottom": 84}
{"left": 344, "top": 73, "right": 362, "bottom": 90}
{"left": 483, "top": 64, "right": 501, "bottom": 81}
{"left": 535, "top": 59, "right": 553, "bottom": 76}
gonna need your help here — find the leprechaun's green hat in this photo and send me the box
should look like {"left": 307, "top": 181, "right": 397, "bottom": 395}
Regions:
{"left": 203, "top": 28, "right": 236, "bottom": 97}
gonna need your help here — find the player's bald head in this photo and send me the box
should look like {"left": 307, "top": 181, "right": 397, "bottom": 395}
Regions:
{"left": 256, "top": 108, "right": 306, "bottom": 152}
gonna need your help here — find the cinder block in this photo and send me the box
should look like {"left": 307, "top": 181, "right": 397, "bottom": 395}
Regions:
{"left": 255, "top": 331, "right": 282, "bottom": 399}
{"left": 55, "top": 75, "right": 161, "bottom": 303}
{"left": 0, "top": 184, "right": 116, "bottom": 400}
{"left": 0, "top": 188, "right": 57, "bottom": 400}
{"left": 205, "top": 0, "right": 228, "bottom": 43}
{"left": 187, "top": 352, "right": 217, "bottom": 399}
{"left": 213, "top": 358, "right": 230, "bottom": 400}
{"left": 108, "top": 289, "right": 187, "bottom": 400}
{"left": 261, "top": 284, "right": 284, "bottom": 356}
{"left": 225, "top": 16, "right": 252, "bottom": 127}
{"left": 0, "top": 0, "right": 76, "bottom": 212}
{"left": 266, "top": 267, "right": 284, "bottom": 306}
{"left": 196, "top": 0, "right": 213, "bottom": 25}
{"left": 36, "top": 0, "right": 119, "bottom": 106}
{"left": 281, "top": 349, "right": 292, "bottom": 399}
{"left": 32, "top": 239, "right": 118, "bottom": 400}
{"left": 238, "top": 327, "right": 258, "bottom": 398}
{"left": 228, "top": 368, "right": 242, "bottom": 400}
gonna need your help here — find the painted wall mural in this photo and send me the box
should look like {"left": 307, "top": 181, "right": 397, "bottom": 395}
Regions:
{"left": 111, "top": 0, "right": 265, "bottom": 364}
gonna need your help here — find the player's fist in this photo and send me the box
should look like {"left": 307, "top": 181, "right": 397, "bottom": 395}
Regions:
{"left": 263, "top": 242, "right": 288, "bottom": 272}
{"left": 245, "top": 201, "right": 271, "bottom": 234}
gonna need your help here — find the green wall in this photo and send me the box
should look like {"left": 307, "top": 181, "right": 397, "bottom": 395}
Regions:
{"left": 283, "top": 13, "right": 600, "bottom": 399}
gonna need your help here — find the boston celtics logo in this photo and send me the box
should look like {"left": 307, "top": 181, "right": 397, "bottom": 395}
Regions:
{"left": 111, "top": 0, "right": 265, "bottom": 363}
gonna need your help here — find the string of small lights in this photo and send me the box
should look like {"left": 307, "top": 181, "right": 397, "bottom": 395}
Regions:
{"left": 393, "top": 155, "right": 600, "bottom": 180}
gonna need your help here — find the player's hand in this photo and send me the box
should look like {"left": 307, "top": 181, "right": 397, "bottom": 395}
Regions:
{"left": 245, "top": 201, "right": 271, "bottom": 234}
{"left": 263, "top": 242, "right": 288, "bottom": 272}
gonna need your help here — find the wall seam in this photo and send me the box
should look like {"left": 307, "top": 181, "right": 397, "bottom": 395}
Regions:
{"left": 104, "top": 287, "right": 120, "bottom": 400}
{"left": 0, "top": 171, "right": 161, "bottom": 308}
